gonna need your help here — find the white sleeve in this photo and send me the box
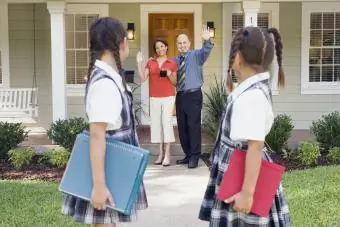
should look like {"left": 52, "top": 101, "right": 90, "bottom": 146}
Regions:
{"left": 87, "top": 79, "right": 122, "bottom": 125}
{"left": 230, "top": 90, "right": 271, "bottom": 141}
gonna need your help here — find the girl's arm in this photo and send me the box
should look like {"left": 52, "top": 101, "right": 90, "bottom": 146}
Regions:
{"left": 89, "top": 121, "right": 114, "bottom": 210}
{"left": 224, "top": 89, "right": 270, "bottom": 213}
{"left": 87, "top": 79, "right": 121, "bottom": 210}
{"left": 225, "top": 140, "right": 263, "bottom": 213}
{"left": 89, "top": 122, "right": 107, "bottom": 187}
{"left": 241, "top": 140, "right": 264, "bottom": 195}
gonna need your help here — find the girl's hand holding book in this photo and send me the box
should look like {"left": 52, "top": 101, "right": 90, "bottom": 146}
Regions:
{"left": 91, "top": 184, "right": 115, "bottom": 210}
{"left": 224, "top": 190, "right": 253, "bottom": 214}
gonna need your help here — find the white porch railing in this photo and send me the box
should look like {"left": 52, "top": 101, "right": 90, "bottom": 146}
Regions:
{"left": 0, "top": 88, "right": 38, "bottom": 118}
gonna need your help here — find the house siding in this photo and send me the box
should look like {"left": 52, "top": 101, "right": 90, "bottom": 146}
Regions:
{"left": 8, "top": 3, "right": 52, "bottom": 128}
{"left": 7, "top": 2, "right": 339, "bottom": 131}
{"left": 202, "top": 3, "right": 223, "bottom": 94}
{"left": 274, "top": 2, "right": 340, "bottom": 130}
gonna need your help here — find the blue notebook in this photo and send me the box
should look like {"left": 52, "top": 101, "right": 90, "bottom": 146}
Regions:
{"left": 59, "top": 131, "right": 150, "bottom": 216}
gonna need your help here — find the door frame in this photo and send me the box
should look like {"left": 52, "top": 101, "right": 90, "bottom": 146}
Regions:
{"left": 140, "top": 4, "right": 202, "bottom": 125}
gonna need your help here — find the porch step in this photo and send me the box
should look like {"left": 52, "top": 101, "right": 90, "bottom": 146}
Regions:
{"left": 20, "top": 132, "right": 53, "bottom": 148}
{"left": 141, "top": 143, "right": 213, "bottom": 156}
{"left": 0, "top": 116, "right": 37, "bottom": 124}
{"left": 19, "top": 125, "right": 215, "bottom": 156}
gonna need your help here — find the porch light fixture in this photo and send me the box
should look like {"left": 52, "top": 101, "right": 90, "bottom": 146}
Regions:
{"left": 127, "top": 23, "right": 135, "bottom": 40}
{"left": 207, "top": 21, "right": 215, "bottom": 38}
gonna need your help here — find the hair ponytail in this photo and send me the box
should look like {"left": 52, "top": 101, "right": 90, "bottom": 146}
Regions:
{"left": 111, "top": 44, "right": 127, "bottom": 90}
{"left": 268, "top": 27, "right": 285, "bottom": 88}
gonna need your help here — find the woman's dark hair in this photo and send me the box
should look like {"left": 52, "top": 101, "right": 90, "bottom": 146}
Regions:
{"left": 153, "top": 39, "right": 168, "bottom": 54}
{"left": 86, "top": 17, "right": 127, "bottom": 83}
{"left": 226, "top": 26, "right": 284, "bottom": 91}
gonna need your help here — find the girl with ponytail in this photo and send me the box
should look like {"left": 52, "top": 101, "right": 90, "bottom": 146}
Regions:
{"left": 62, "top": 17, "right": 148, "bottom": 226}
{"left": 199, "top": 26, "right": 291, "bottom": 227}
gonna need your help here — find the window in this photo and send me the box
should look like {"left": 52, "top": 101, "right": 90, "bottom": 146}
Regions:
{"left": 309, "top": 13, "right": 340, "bottom": 82}
{"left": 66, "top": 14, "right": 98, "bottom": 85}
{"left": 231, "top": 13, "right": 270, "bottom": 83}
{"left": 66, "top": 4, "right": 108, "bottom": 96}
{"left": 301, "top": 3, "right": 340, "bottom": 94}
{"left": 232, "top": 13, "right": 269, "bottom": 37}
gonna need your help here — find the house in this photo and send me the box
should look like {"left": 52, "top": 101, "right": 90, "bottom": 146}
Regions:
{"left": 0, "top": 0, "right": 339, "bottom": 143}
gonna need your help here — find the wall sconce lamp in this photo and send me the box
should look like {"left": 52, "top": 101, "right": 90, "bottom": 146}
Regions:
{"left": 207, "top": 21, "right": 215, "bottom": 38}
{"left": 127, "top": 22, "right": 135, "bottom": 40}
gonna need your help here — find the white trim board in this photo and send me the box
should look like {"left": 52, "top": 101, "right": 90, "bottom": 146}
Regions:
{"left": 140, "top": 4, "right": 202, "bottom": 125}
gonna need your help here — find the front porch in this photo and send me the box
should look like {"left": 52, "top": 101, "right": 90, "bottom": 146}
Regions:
{"left": 0, "top": 0, "right": 279, "bottom": 129}
{"left": 0, "top": 0, "right": 339, "bottom": 137}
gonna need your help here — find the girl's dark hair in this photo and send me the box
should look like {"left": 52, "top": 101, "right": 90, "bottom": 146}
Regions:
{"left": 86, "top": 17, "right": 127, "bottom": 84}
{"left": 226, "top": 26, "right": 284, "bottom": 91}
{"left": 153, "top": 39, "right": 168, "bottom": 54}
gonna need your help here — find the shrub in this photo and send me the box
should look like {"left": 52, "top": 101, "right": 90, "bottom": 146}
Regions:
{"left": 282, "top": 148, "right": 298, "bottom": 161}
{"left": 37, "top": 152, "right": 51, "bottom": 166}
{"left": 311, "top": 111, "right": 340, "bottom": 153}
{"left": 265, "top": 114, "right": 294, "bottom": 154}
{"left": 327, "top": 147, "right": 340, "bottom": 163}
{"left": 47, "top": 117, "right": 88, "bottom": 151}
{"left": 8, "top": 147, "right": 35, "bottom": 170}
{"left": 0, "top": 122, "right": 28, "bottom": 160}
{"left": 297, "top": 141, "right": 321, "bottom": 166}
{"left": 203, "top": 75, "right": 228, "bottom": 139}
{"left": 43, "top": 147, "right": 70, "bottom": 168}
{"left": 129, "top": 82, "right": 148, "bottom": 125}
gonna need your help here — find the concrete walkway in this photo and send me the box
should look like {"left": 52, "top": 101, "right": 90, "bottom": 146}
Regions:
{"left": 121, "top": 158, "right": 210, "bottom": 227}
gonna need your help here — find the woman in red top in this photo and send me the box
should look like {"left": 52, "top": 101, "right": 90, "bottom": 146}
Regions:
{"left": 137, "top": 39, "right": 177, "bottom": 166}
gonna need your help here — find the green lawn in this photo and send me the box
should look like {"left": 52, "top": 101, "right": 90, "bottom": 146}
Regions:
{"left": 0, "top": 165, "right": 339, "bottom": 227}
{"left": 283, "top": 165, "right": 340, "bottom": 226}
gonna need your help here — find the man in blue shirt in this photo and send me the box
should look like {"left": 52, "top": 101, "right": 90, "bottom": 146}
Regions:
{"left": 174, "top": 26, "right": 214, "bottom": 168}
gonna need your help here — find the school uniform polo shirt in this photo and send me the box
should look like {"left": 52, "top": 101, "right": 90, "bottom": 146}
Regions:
{"left": 86, "top": 60, "right": 130, "bottom": 131}
{"left": 229, "top": 72, "right": 274, "bottom": 142}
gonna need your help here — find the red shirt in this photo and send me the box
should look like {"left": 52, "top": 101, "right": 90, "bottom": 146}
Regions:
{"left": 146, "top": 58, "right": 178, "bottom": 97}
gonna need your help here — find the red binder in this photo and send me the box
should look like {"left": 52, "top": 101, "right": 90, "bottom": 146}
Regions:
{"left": 217, "top": 149, "right": 285, "bottom": 217}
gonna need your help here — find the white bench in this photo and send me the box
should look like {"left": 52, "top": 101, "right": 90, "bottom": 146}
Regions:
{"left": 0, "top": 88, "right": 38, "bottom": 118}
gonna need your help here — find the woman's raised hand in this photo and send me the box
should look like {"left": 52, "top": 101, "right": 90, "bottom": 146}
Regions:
{"left": 136, "top": 51, "right": 144, "bottom": 64}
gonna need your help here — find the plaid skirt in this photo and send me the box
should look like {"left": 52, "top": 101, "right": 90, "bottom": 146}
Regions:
{"left": 199, "top": 141, "right": 291, "bottom": 227}
{"left": 61, "top": 130, "right": 148, "bottom": 224}
{"left": 61, "top": 183, "right": 148, "bottom": 224}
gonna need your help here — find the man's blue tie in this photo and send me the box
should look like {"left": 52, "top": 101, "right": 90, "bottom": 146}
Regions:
{"left": 178, "top": 55, "right": 186, "bottom": 90}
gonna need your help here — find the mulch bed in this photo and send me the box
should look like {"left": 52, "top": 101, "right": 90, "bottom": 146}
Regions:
{"left": 0, "top": 160, "right": 64, "bottom": 182}
{"left": 0, "top": 153, "right": 337, "bottom": 182}
{"left": 200, "top": 152, "right": 338, "bottom": 172}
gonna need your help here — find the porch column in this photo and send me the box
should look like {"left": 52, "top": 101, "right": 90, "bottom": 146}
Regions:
{"left": 47, "top": 2, "right": 67, "bottom": 122}
{"left": 0, "top": 2, "right": 10, "bottom": 87}
{"left": 242, "top": 0, "right": 261, "bottom": 27}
